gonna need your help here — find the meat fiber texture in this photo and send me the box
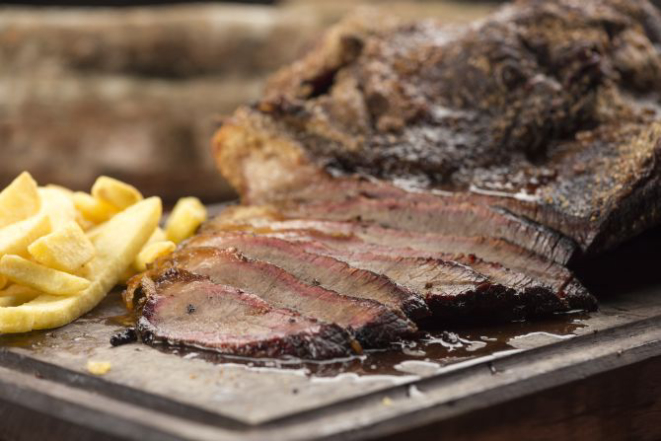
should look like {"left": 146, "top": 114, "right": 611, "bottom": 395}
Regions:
{"left": 213, "top": 0, "right": 661, "bottom": 259}
{"left": 131, "top": 247, "right": 417, "bottom": 351}
{"left": 204, "top": 208, "right": 597, "bottom": 325}
{"left": 138, "top": 270, "right": 356, "bottom": 359}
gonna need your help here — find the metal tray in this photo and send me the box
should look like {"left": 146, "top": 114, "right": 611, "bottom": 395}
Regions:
{"left": 1, "top": 223, "right": 661, "bottom": 441}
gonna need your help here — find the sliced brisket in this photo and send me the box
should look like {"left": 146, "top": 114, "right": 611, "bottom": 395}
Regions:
{"left": 138, "top": 270, "right": 355, "bottom": 359}
{"left": 185, "top": 233, "right": 430, "bottom": 321}
{"left": 205, "top": 214, "right": 578, "bottom": 290}
{"left": 266, "top": 234, "right": 580, "bottom": 321}
{"left": 162, "top": 247, "right": 417, "bottom": 348}
{"left": 284, "top": 197, "right": 576, "bottom": 264}
{"left": 204, "top": 211, "right": 596, "bottom": 314}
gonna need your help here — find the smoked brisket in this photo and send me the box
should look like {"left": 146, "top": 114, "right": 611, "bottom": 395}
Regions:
{"left": 212, "top": 0, "right": 661, "bottom": 258}
{"left": 184, "top": 232, "right": 430, "bottom": 320}
{"left": 138, "top": 270, "right": 355, "bottom": 359}
{"left": 150, "top": 247, "right": 417, "bottom": 348}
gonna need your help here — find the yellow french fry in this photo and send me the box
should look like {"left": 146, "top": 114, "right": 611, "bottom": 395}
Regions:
{"left": 38, "top": 187, "right": 78, "bottom": 231}
{"left": 41, "top": 185, "right": 94, "bottom": 230}
{"left": 134, "top": 241, "right": 176, "bottom": 272}
{"left": 0, "top": 197, "right": 161, "bottom": 333}
{"left": 0, "top": 172, "right": 41, "bottom": 229}
{"left": 0, "top": 274, "right": 6, "bottom": 290}
{"left": 87, "top": 360, "right": 112, "bottom": 376}
{"left": 0, "top": 255, "right": 91, "bottom": 296}
{"left": 0, "top": 284, "right": 41, "bottom": 307}
{"left": 73, "top": 192, "right": 120, "bottom": 224}
{"left": 44, "top": 184, "right": 73, "bottom": 196}
{"left": 0, "top": 214, "right": 51, "bottom": 257}
{"left": 28, "top": 221, "right": 95, "bottom": 273}
{"left": 91, "top": 176, "right": 143, "bottom": 210}
{"left": 146, "top": 227, "right": 166, "bottom": 245}
{"left": 165, "top": 197, "right": 207, "bottom": 244}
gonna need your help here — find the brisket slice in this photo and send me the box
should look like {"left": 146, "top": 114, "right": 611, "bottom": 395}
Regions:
{"left": 204, "top": 211, "right": 596, "bottom": 313}
{"left": 284, "top": 240, "right": 567, "bottom": 323}
{"left": 137, "top": 270, "right": 354, "bottom": 359}
{"left": 161, "top": 247, "right": 416, "bottom": 348}
{"left": 265, "top": 234, "right": 584, "bottom": 319}
{"left": 212, "top": 0, "right": 661, "bottom": 256}
{"left": 184, "top": 233, "right": 430, "bottom": 321}
{"left": 205, "top": 214, "right": 579, "bottom": 291}
{"left": 278, "top": 228, "right": 596, "bottom": 312}
{"left": 186, "top": 230, "right": 552, "bottom": 322}
{"left": 283, "top": 197, "right": 576, "bottom": 264}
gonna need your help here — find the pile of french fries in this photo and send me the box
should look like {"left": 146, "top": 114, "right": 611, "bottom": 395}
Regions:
{"left": 0, "top": 172, "right": 207, "bottom": 334}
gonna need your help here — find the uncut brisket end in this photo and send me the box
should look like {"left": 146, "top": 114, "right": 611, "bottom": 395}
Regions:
{"left": 212, "top": 0, "right": 661, "bottom": 256}
{"left": 185, "top": 232, "right": 430, "bottom": 321}
{"left": 162, "top": 247, "right": 417, "bottom": 348}
{"left": 138, "top": 271, "right": 354, "bottom": 359}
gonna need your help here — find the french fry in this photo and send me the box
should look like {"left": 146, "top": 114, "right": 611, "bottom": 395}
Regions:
{"left": 147, "top": 227, "right": 167, "bottom": 245}
{"left": 0, "top": 214, "right": 51, "bottom": 257}
{"left": 119, "top": 228, "right": 167, "bottom": 283}
{"left": 0, "top": 284, "right": 41, "bottom": 307}
{"left": 73, "top": 192, "right": 120, "bottom": 224}
{"left": 38, "top": 187, "right": 78, "bottom": 231}
{"left": 0, "top": 255, "right": 91, "bottom": 296}
{"left": 91, "top": 176, "right": 143, "bottom": 210}
{"left": 0, "top": 172, "right": 41, "bottom": 229}
{"left": 44, "top": 184, "right": 73, "bottom": 196}
{"left": 0, "top": 197, "right": 161, "bottom": 333}
{"left": 28, "top": 221, "right": 95, "bottom": 273}
{"left": 0, "top": 274, "right": 6, "bottom": 290}
{"left": 165, "top": 197, "right": 207, "bottom": 244}
{"left": 87, "top": 360, "right": 112, "bottom": 376}
{"left": 134, "top": 241, "right": 176, "bottom": 272}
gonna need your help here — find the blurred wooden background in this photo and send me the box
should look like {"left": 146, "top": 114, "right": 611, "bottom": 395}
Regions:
{"left": 0, "top": 1, "right": 496, "bottom": 203}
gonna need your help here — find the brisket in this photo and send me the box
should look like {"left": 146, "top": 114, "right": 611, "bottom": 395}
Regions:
{"left": 159, "top": 247, "right": 417, "bottom": 348}
{"left": 286, "top": 241, "right": 567, "bottom": 322}
{"left": 185, "top": 233, "right": 430, "bottom": 321}
{"left": 187, "top": 230, "right": 563, "bottom": 322}
{"left": 212, "top": 0, "right": 661, "bottom": 257}
{"left": 283, "top": 197, "right": 576, "bottom": 264}
{"left": 138, "top": 270, "right": 355, "bottom": 359}
{"left": 205, "top": 213, "right": 579, "bottom": 292}
{"left": 126, "top": 0, "right": 652, "bottom": 358}
{"left": 204, "top": 210, "right": 597, "bottom": 314}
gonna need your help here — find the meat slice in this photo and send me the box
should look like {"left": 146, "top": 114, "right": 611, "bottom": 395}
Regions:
{"left": 204, "top": 211, "right": 597, "bottom": 314}
{"left": 206, "top": 214, "right": 580, "bottom": 292}
{"left": 138, "top": 270, "right": 355, "bottom": 359}
{"left": 276, "top": 228, "right": 595, "bottom": 311}
{"left": 161, "top": 247, "right": 417, "bottom": 348}
{"left": 185, "top": 231, "right": 558, "bottom": 322}
{"left": 284, "top": 197, "right": 576, "bottom": 265}
{"left": 267, "top": 236, "right": 578, "bottom": 321}
{"left": 184, "top": 233, "right": 430, "bottom": 321}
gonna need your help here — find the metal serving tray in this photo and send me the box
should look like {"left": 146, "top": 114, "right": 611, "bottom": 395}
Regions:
{"left": 1, "top": 223, "right": 661, "bottom": 441}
